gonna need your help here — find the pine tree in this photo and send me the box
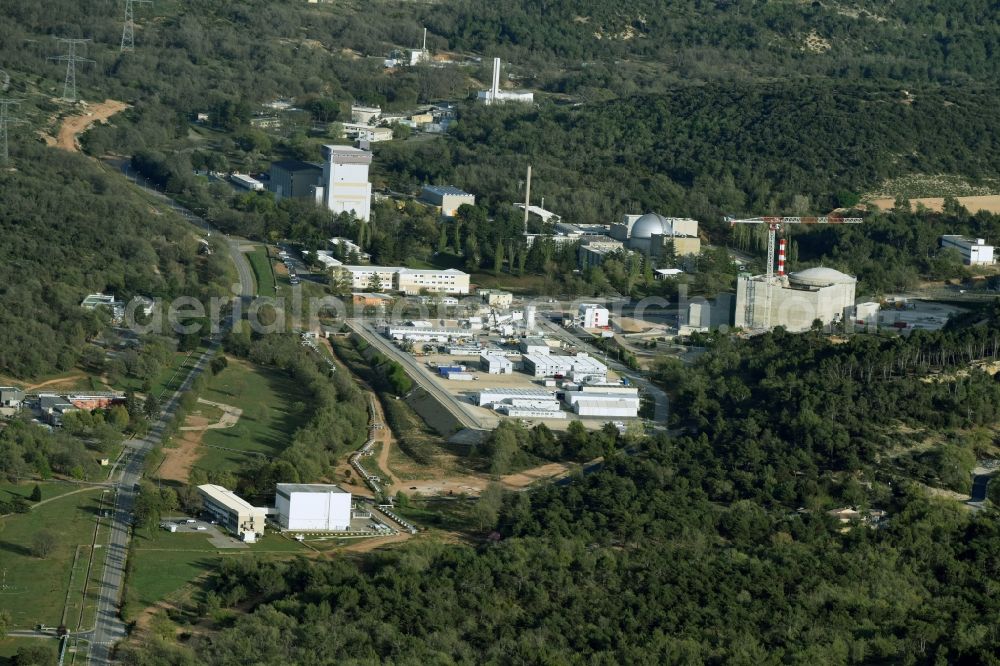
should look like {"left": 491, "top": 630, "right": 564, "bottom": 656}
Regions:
{"left": 438, "top": 224, "right": 449, "bottom": 253}
{"left": 494, "top": 240, "right": 504, "bottom": 276}
{"left": 144, "top": 393, "right": 161, "bottom": 420}
{"left": 29, "top": 484, "right": 41, "bottom": 502}
{"left": 452, "top": 221, "right": 463, "bottom": 254}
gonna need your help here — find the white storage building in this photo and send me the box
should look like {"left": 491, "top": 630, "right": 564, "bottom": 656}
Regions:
{"left": 478, "top": 388, "right": 555, "bottom": 408}
{"left": 522, "top": 353, "right": 573, "bottom": 378}
{"left": 571, "top": 398, "right": 639, "bottom": 418}
{"left": 520, "top": 337, "right": 552, "bottom": 355}
{"left": 480, "top": 353, "right": 513, "bottom": 374}
{"left": 940, "top": 235, "right": 995, "bottom": 265}
{"left": 275, "top": 483, "right": 352, "bottom": 531}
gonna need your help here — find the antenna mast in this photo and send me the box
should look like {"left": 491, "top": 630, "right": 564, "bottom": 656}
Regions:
{"left": 121, "top": 0, "right": 153, "bottom": 53}
{"left": 49, "top": 38, "right": 95, "bottom": 102}
{"left": 0, "top": 98, "right": 26, "bottom": 165}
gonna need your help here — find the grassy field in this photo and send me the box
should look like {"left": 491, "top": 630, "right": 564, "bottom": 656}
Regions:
{"left": 0, "top": 487, "right": 106, "bottom": 629}
{"left": 0, "top": 637, "right": 58, "bottom": 664}
{"left": 126, "top": 528, "right": 310, "bottom": 618}
{"left": 246, "top": 246, "right": 276, "bottom": 297}
{"left": 191, "top": 359, "right": 311, "bottom": 475}
{"left": 114, "top": 345, "right": 209, "bottom": 398}
{"left": 0, "top": 481, "right": 82, "bottom": 505}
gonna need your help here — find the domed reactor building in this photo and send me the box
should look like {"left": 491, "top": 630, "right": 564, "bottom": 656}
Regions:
{"left": 734, "top": 266, "right": 857, "bottom": 332}
{"left": 610, "top": 213, "right": 701, "bottom": 258}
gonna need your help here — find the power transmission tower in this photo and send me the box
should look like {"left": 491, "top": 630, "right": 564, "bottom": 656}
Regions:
{"left": 48, "top": 38, "right": 94, "bottom": 103}
{"left": 0, "top": 98, "right": 26, "bottom": 165}
{"left": 120, "top": 0, "right": 153, "bottom": 53}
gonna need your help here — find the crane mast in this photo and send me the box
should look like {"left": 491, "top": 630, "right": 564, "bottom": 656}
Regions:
{"left": 727, "top": 216, "right": 863, "bottom": 280}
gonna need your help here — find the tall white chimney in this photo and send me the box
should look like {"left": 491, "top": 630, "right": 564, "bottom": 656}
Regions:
{"left": 422, "top": 28, "right": 427, "bottom": 51}
{"left": 523, "top": 164, "right": 532, "bottom": 234}
{"left": 491, "top": 57, "right": 501, "bottom": 101}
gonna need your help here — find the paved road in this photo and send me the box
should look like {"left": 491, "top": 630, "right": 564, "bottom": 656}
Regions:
{"left": 345, "top": 319, "right": 496, "bottom": 431}
{"left": 969, "top": 472, "right": 996, "bottom": 504}
{"left": 83, "top": 162, "right": 258, "bottom": 665}
{"left": 87, "top": 344, "right": 219, "bottom": 664}
{"left": 537, "top": 316, "right": 669, "bottom": 425}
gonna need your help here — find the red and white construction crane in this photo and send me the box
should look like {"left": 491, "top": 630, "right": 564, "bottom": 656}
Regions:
{"left": 726, "top": 216, "right": 864, "bottom": 280}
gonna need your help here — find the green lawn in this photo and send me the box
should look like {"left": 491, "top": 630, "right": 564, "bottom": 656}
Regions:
{"left": 0, "top": 488, "right": 107, "bottom": 629}
{"left": 126, "top": 527, "right": 310, "bottom": 618}
{"left": 246, "top": 246, "right": 276, "bottom": 297}
{"left": 191, "top": 359, "right": 311, "bottom": 475}
{"left": 0, "top": 481, "right": 81, "bottom": 505}
{"left": 0, "top": 637, "right": 58, "bottom": 664}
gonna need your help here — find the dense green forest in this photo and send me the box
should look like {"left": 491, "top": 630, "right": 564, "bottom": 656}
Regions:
{"left": 0, "top": 144, "right": 229, "bottom": 378}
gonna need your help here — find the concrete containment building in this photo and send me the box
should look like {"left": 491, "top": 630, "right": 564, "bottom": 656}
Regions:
{"left": 940, "top": 235, "right": 994, "bottom": 265}
{"left": 734, "top": 267, "right": 857, "bottom": 332}
{"left": 275, "top": 483, "right": 352, "bottom": 532}
{"left": 198, "top": 484, "right": 267, "bottom": 542}
{"left": 319, "top": 145, "right": 372, "bottom": 221}
{"left": 419, "top": 185, "right": 475, "bottom": 217}
{"left": 610, "top": 213, "right": 700, "bottom": 257}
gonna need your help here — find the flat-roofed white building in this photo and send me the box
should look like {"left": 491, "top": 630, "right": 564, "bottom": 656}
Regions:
{"left": 275, "top": 483, "right": 352, "bottom": 532}
{"left": 579, "top": 304, "right": 610, "bottom": 329}
{"left": 522, "top": 353, "right": 573, "bottom": 378}
{"left": 570, "top": 397, "right": 639, "bottom": 418}
{"left": 335, "top": 266, "right": 470, "bottom": 295}
{"left": 350, "top": 104, "right": 381, "bottom": 124}
{"left": 198, "top": 484, "right": 267, "bottom": 542}
{"left": 480, "top": 353, "right": 513, "bottom": 374}
{"left": 940, "top": 235, "right": 995, "bottom": 265}
{"left": 385, "top": 325, "right": 477, "bottom": 342}
{"left": 478, "top": 388, "right": 555, "bottom": 407}
{"left": 519, "top": 337, "right": 552, "bottom": 355}
{"left": 320, "top": 145, "right": 372, "bottom": 222}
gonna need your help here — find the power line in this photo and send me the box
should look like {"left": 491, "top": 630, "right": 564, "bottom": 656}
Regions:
{"left": 120, "top": 0, "right": 153, "bottom": 53}
{"left": 0, "top": 98, "right": 26, "bottom": 165}
{"left": 48, "top": 38, "right": 95, "bottom": 103}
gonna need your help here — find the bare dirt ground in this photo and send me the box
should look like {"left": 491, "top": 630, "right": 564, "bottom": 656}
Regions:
{"left": 42, "top": 99, "right": 129, "bottom": 153}
{"left": 868, "top": 195, "right": 1000, "bottom": 214}
{"left": 339, "top": 532, "right": 413, "bottom": 553}
{"left": 159, "top": 415, "right": 209, "bottom": 483}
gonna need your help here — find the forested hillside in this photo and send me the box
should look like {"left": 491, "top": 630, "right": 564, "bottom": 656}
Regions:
{"left": 0, "top": 144, "right": 228, "bottom": 377}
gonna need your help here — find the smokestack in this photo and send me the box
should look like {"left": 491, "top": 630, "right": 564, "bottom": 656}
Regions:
{"left": 523, "top": 164, "right": 532, "bottom": 234}
{"left": 422, "top": 28, "right": 427, "bottom": 51}
{"left": 492, "top": 57, "right": 501, "bottom": 100}
{"left": 777, "top": 237, "right": 786, "bottom": 276}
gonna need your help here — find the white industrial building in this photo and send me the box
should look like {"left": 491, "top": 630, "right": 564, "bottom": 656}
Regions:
{"left": 385, "top": 324, "right": 477, "bottom": 343}
{"left": 314, "top": 251, "right": 343, "bottom": 269}
{"left": 940, "top": 235, "right": 995, "bottom": 265}
{"left": 335, "top": 266, "right": 470, "bottom": 295}
{"left": 477, "top": 57, "right": 534, "bottom": 105}
{"left": 477, "top": 388, "right": 555, "bottom": 408}
{"left": 419, "top": 185, "right": 476, "bottom": 217}
{"left": 520, "top": 337, "right": 552, "bottom": 355}
{"left": 563, "top": 386, "right": 640, "bottom": 417}
{"left": 319, "top": 145, "right": 372, "bottom": 222}
{"left": 230, "top": 173, "right": 264, "bottom": 191}
{"left": 198, "top": 484, "right": 267, "bottom": 542}
{"left": 579, "top": 304, "right": 610, "bottom": 329}
{"left": 734, "top": 267, "right": 857, "bottom": 332}
{"left": 610, "top": 213, "right": 700, "bottom": 257}
{"left": 522, "top": 352, "right": 607, "bottom": 382}
{"left": 579, "top": 238, "right": 627, "bottom": 268}
{"left": 480, "top": 353, "right": 513, "bottom": 374}
{"left": 479, "top": 289, "right": 513, "bottom": 309}
{"left": 328, "top": 237, "right": 370, "bottom": 261}
{"left": 275, "top": 483, "right": 352, "bottom": 532}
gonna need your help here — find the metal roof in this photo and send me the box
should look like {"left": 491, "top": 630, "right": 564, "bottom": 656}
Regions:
{"left": 422, "top": 185, "right": 472, "bottom": 196}
{"left": 277, "top": 483, "right": 348, "bottom": 494}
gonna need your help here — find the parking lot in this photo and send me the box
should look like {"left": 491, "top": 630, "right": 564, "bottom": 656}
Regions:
{"left": 160, "top": 517, "right": 249, "bottom": 549}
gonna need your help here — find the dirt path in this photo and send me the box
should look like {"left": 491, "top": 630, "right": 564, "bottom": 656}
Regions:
{"left": 340, "top": 532, "right": 412, "bottom": 553}
{"left": 50, "top": 99, "right": 129, "bottom": 152}
{"left": 179, "top": 398, "right": 241, "bottom": 431}
{"left": 26, "top": 373, "right": 89, "bottom": 391}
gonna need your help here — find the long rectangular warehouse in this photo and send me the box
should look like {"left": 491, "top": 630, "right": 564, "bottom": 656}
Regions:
{"left": 198, "top": 484, "right": 267, "bottom": 541}
{"left": 478, "top": 388, "right": 555, "bottom": 407}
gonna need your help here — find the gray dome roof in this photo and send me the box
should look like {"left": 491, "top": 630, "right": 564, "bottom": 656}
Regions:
{"left": 788, "top": 267, "right": 856, "bottom": 287}
{"left": 631, "top": 213, "right": 669, "bottom": 239}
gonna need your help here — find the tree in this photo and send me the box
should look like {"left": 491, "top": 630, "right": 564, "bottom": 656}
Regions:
{"left": 13, "top": 644, "right": 56, "bottom": 666}
{"left": 31, "top": 530, "right": 58, "bottom": 559}
{"left": 438, "top": 224, "right": 448, "bottom": 253}
{"left": 494, "top": 239, "right": 504, "bottom": 276}
{"left": 29, "top": 484, "right": 41, "bottom": 502}
{"left": 367, "top": 272, "right": 383, "bottom": 292}
{"left": 144, "top": 393, "right": 161, "bottom": 421}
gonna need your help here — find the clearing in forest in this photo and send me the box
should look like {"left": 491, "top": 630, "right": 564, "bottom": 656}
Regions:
{"left": 43, "top": 99, "right": 129, "bottom": 152}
